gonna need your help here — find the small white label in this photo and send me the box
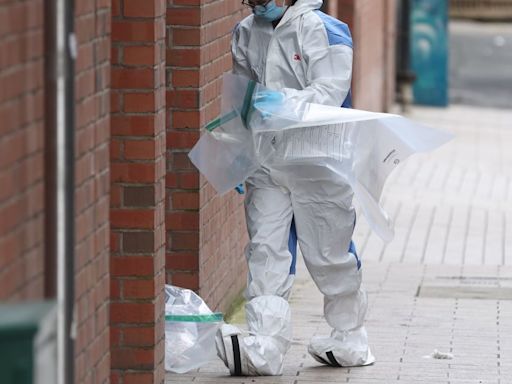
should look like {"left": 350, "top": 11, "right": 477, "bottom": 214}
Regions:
{"left": 68, "top": 33, "right": 77, "bottom": 59}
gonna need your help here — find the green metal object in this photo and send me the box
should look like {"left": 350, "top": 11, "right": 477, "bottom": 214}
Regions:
{"left": 240, "top": 79, "right": 257, "bottom": 126}
{"left": 205, "top": 110, "right": 239, "bottom": 132}
{"left": 165, "top": 312, "right": 224, "bottom": 322}
{"left": 204, "top": 79, "right": 257, "bottom": 132}
{"left": 410, "top": 0, "right": 449, "bottom": 106}
{"left": 0, "top": 302, "right": 55, "bottom": 384}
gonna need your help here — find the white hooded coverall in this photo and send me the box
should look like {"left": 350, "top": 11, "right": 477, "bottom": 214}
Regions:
{"left": 215, "top": 0, "right": 375, "bottom": 375}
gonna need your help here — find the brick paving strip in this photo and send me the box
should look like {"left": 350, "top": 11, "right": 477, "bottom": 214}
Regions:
{"left": 167, "top": 105, "right": 512, "bottom": 383}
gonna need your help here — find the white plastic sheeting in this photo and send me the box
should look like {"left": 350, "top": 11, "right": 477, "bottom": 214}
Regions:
{"left": 164, "top": 285, "right": 223, "bottom": 373}
{"left": 189, "top": 73, "right": 453, "bottom": 241}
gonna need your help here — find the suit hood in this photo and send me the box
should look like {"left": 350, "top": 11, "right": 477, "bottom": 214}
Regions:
{"left": 277, "top": 0, "right": 324, "bottom": 27}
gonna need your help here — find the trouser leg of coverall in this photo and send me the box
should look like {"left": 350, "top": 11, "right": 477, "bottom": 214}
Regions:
{"left": 215, "top": 168, "right": 295, "bottom": 376}
{"left": 287, "top": 165, "right": 374, "bottom": 367}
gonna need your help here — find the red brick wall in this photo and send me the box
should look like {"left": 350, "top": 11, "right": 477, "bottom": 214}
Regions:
{"left": 0, "top": 0, "right": 45, "bottom": 300}
{"left": 166, "top": 0, "right": 249, "bottom": 312}
{"left": 339, "top": 0, "right": 397, "bottom": 111}
{"left": 0, "top": 0, "right": 112, "bottom": 382}
{"left": 74, "top": 0, "right": 112, "bottom": 383}
{"left": 110, "top": 0, "right": 167, "bottom": 383}
{"left": 164, "top": 0, "right": 202, "bottom": 292}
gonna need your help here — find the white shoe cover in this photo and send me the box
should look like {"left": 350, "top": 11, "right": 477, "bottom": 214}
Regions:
{"left": 308, "top": 326, "right": 375, "bottom": 367}
{"left": 215, "top": 295, "right": 292, "bottom": 376}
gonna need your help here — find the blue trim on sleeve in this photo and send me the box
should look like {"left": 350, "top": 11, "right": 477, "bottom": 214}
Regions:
{"left": 314, "top": 11, "right": 353, "bottom": 48}
{"left": 342, "top": 89, "right": 352, "bottom": 108}
{"left": 288, "top": 218, "right": 297, "bottom": 275}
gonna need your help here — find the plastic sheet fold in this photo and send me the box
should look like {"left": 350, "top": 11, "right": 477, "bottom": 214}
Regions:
{"left": 189, "top": 73, "right": 453, "bottom": 241}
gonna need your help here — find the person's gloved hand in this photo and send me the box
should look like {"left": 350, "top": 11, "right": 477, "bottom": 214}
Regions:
{"left": 254, "top": 90, "right": 285, "bottom": 105}
{"left": 234, "top": 184, "right": 245, "bottom": 194}
{"left": 253, "top": 90, "right": 285, "bottom": 119}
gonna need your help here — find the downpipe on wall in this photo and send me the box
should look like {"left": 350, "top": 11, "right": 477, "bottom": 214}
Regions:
{"left": 44, "top": 0, "right": 76, "bottom": 383}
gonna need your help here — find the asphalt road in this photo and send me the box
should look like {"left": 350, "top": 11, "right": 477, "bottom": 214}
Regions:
{"left": 450, "top": 20, "right": 512, "bottom": 109}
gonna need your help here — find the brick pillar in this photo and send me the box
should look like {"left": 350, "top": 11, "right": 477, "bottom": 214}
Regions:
{"left": 164, "top": 1, "right": 202, "bottom": 292}
{"left": 165, "top": 1, "right": 249, "bottom": 311}
{"left": 0, "top": 0, "right": 45, "bottom": 300}
{"left": 338, "top": 0, "right": 397, "bottom": 111}
{"left": 74, "top": 1, "right": 112, "bottom": 383}
{"left": 110, "top": 1, "right": 166, "bottom": 383}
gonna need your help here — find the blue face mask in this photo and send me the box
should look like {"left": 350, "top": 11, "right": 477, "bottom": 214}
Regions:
{"left": 253, "top": 0, "right": 287, "bottom": 23}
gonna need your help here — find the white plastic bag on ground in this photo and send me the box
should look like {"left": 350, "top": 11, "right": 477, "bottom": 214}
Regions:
{"left": 165, "top": 285, "right": 223, "bottom": 373}
{"left": 189, "top": 73, "right": 453, "bottom": 242}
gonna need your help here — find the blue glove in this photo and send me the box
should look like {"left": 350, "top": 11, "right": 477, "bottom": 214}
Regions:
{"left": 253, "top": 90, "right": 285, "bottom": 119}
{"left": 234, "top": 184, "right": 245, "bottom": 194}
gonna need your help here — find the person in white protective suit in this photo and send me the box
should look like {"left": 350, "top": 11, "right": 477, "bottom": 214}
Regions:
{"left": 215, "top": 0, "right": 375, "bottom": 376}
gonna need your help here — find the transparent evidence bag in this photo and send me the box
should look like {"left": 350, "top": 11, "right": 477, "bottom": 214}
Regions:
{"left": 189, "top": 73, "right": 453, "bottom": 242}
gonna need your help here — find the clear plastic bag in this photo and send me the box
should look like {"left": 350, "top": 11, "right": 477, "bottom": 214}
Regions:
{"left": 164, "top": 285, "right": 223, "bottom": 373}
{"left": 188, "top": 74, "right": 277, "bottom": 194}
{"left": 189, "top": 73, "right": 453, "bottom": 242}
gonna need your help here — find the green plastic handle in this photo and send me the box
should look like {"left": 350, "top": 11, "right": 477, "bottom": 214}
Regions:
{"left": 165, "top": 312, "right": 224, "bottom": 323}
{"left": 204, "top": 79, "right": 257, "bottom": 132}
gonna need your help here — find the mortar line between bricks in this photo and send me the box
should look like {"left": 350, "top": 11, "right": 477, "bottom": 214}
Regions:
{"left": 0, "top": 127, "right": 45, "bottom": 173}
{"left": 501, "top": 211, "right": 506, "bottom": 265}
{"left": 364, "top": 262, "right": 392, "bottom": 320}
{"left": 487, "top": 169, "right": 497, "bottom": 201}
{"left": 424, "top": 161, "right": 439, "bottom": 191}
{"left": 407, "top": 154, "right": 424, "bottom": 187}
{"left": 440, "top": 152, "right": 456, "bottom": 198}
{"left": 400, "top": 265, "right": 425, "bottom": 381}
{"left": 455, "top": 167, "right": 468, "bottom": 195}
{"left": 504, "top": 175, "right": 511, "bottom": 203}
{"left": 0, "top": 179, "right": 46, "bottom": 211}
{"left": 400, "top": 203, "right": 419, "bottom": 263}
{"left": 379, "top": 201, "right": 402, "bottom": 263}
{"left": 471, "top": 171, "right": 483, "bottom": 205}
{"left": 482, "top": 208, "right": 489, "bottom": 265}
{"left": 397, "top": 292, "right": 418, "bottom": 381}
{"left": 441, "top": 206, "right": 454, "bottom": 264}
{"left": 447, "top": 298, "right": 458, "bottom": 384}
{"left": 461, "top": 206, "right": 472, "bottom": 265}
{"left": 420, "top": 206, "right": 436, "bottom": 264}
{"left": 496, "top": 300, "right": 501, "bottom": 384}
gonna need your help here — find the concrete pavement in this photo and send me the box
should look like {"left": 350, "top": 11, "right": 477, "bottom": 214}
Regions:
{"left": 166, "top": 104, "right": 512, "bottom": 383}
{"left": 355, "top": 105, "right": 512, "bottom": 265}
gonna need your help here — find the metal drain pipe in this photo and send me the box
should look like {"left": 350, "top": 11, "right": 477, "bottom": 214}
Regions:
{"left": 44, "top": 0, "right": 76, "bottom": 382}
